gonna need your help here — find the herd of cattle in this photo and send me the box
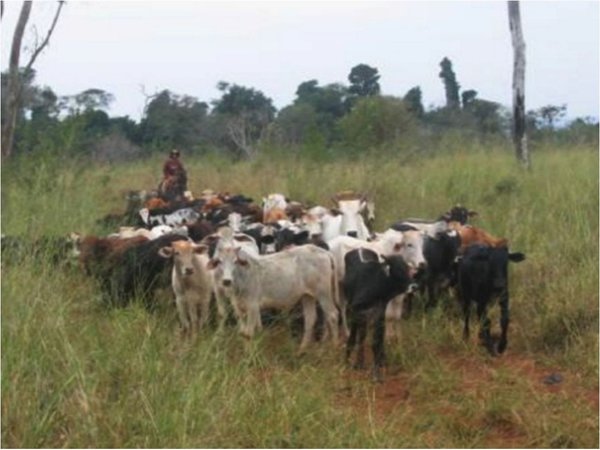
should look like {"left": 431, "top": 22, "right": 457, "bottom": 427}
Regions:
{"left": 2, "top": 189, "right": 526, "bottom": 380}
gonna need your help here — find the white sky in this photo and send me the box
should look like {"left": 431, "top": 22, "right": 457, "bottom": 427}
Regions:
{"left": 1, "top": 1, "right": 598, "bottom": 121}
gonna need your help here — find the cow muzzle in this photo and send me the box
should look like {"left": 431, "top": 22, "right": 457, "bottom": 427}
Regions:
{"left": 184, "top": 268, "right": 194, "bottom": 276}
{"left": 222, "top": 279, "right": 232, "bottom": 287}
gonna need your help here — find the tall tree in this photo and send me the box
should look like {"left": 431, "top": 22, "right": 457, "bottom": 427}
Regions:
{"left": 347, "top": 64, "right": 381, "bottom": 98}
{"left": 404, "top": 86, "right": 424, "bottom": 118}
{"left": 439, "top": 57, "right": 460, "bottom": 110}
{"left": 508, "top": 1, "right": 531, "bottom": 169}
{"left": 1, "top": 1, "right": 64, "bottom": 159}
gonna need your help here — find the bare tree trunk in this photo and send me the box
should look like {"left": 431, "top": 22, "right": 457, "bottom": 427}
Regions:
{"left": 1, "top": 1, "right": 32, "bottom": 159}
{"left": 508, "top": 1, "right": 531, "bottom": 170}
{"left": 1, "top": 1, "right": 64, "bottom": 159}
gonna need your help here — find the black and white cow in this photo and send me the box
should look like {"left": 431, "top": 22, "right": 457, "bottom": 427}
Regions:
{"left": 457, "top": 244, "right": 525, "bottom": 355}
{"left": 343, "top": 248, "right": 417, "bottom": 382}
{"left": 139, "top": 207, "right": 201, "bottom": 228}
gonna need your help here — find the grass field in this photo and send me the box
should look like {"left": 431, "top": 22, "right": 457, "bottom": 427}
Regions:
{"left": 1, "top": 144, "right": 598, "bottom": 447}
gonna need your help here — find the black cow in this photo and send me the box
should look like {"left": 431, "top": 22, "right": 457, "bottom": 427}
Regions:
{"left": 107, "top": 234, "right": 188, "bottom": 308}
{"left": 457, "top": 244, "right": 525, "bottom": 355}
{"left": 422, "top": 229, "right": 462, "bottom": 308}
{"left": 343, "top": 248, "right": 415, "bottom": 382}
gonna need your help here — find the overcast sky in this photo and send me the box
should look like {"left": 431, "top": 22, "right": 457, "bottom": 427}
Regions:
{"left": 1, "top": 1, "right": 598, "bottom": 121}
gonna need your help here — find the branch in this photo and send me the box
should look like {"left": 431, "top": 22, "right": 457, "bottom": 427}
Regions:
{"left": 24, "top": 0, "right": 64, "bottom": 72}
{"left": 139, "top": 84, "right": 160, "bottom": 115}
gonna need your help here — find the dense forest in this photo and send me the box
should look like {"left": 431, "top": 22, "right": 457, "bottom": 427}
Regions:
{"left": 2, "top": 59, "right": 598, "bottom": 163}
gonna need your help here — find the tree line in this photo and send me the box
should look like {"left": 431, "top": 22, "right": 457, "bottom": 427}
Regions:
{"left": 2, "top": 59, "right": 597, "bottom": 162}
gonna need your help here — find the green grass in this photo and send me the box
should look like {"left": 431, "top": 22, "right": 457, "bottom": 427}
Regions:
{"left": 2, "top": 144, "right": 598, "bottom": 447}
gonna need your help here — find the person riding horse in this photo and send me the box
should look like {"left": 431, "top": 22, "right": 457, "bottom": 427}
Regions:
{"left": 159, "top": 149, "right": 188, "bottom": 202}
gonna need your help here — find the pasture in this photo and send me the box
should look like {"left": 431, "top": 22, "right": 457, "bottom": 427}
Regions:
{"left": 1, "top": 144, "right": 598, "bottom": 448}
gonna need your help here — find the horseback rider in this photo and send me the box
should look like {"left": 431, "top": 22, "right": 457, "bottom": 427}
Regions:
{"left": 159, "top": 149, "right": 188, "bottom": 202}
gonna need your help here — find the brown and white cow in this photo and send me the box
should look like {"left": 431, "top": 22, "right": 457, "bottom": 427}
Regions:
{"left": 158, "top": 240, "right": 215, "bottom": 336}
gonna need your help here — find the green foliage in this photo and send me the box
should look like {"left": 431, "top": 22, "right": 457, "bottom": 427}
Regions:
{"left": 293, "top": 80, "right": 349, "bottom": 144}
{"left": 339, "top": 96, "right": 417, "bottom": 152}
{"left": 270, "top": 103, "right": 321, "bottom": 146}
{"left": 139, "top": 90, "right": 209, "bottom": 153}
{"left": 347, "top": 63, "right": 381, "bottom": 99}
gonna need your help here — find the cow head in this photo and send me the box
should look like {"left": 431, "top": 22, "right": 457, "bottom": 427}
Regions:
{"left": 441, "top": 205, "right": 478, "bottom": 225}
{"left": 260, "top": 224, "right": 277, "bottom": 254}
{"left": 335, "top": 197, "right": 368, "bottom": 238}
{"left": 398, "top": 230, "right": 427, "bottom": 272}
{"left": 158, "top": 241, "right": 208, "bottom": 276}
{"left": 262, "top": 193, "right": 288, "bottom": 214}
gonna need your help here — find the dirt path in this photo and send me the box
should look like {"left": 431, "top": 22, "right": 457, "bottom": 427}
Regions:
{"left": 337, "top": 351, "right": 598, "bottom": 447}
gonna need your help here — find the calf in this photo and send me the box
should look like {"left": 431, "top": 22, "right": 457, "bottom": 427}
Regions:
{"left": 328, "top": 229, "right": 426, "bottom": 337}
{"left": 158, "top": 241, "right": 215, "bottom": 335}
{"left": 421, "top": 229, "right": 462, "bottom": 308}
{"left": 343, "top": 248, "right": 416, "bottom": 381}
{"left": 208, "top": 242, "right": 340, "bottom": 352}
{"left": 457, "top": 244, "right": 525, "bottom": 355}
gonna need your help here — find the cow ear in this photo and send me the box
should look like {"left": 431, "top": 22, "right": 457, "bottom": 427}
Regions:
{"left": 509, "top": 252, "right": 525, "bottom": 263}
{"left": 236, "top": 256, "right": 249, "bottom": 266}
{"left": 158, "top": 246, "right": 173, "bottom": 258}
{"left": 330, "top": 208, "right": 342, "bottom": 216}
{"left": 193, "top": 244, "right": 209, "bottom": 254}
{"left": 206, "top": 258, "right": 220, "bottom": 269}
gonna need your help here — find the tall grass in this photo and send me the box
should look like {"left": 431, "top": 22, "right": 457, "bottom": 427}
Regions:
{"left": 2, "top": 144, "right": 598, "bottom": 447}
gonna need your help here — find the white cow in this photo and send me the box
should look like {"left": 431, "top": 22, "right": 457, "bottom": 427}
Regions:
{"left": 208, "top": 241, "right": 340, "bottom": 352}
{"left": 300, "top": 198, "right": 371, "bottom": 243}
{"left": 158, "top": 240, "right": 215, "bottom": 336}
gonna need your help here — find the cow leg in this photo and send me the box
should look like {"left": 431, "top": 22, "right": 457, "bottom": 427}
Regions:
{"left": 476, "top": 301, "right": 494, "bottom": 355}
{"left": 462, "top": 298, "right": 471, "bottom": 341}
{"left": 385, "top": 295, "right": 403, "bottom": 343}
{"left": 372, "top": 304, "right": 387, "bottom": 383}
{"left": 176, "top": 296, "right": 191, "bottom": 337}
{"left": 345, "top": 314, "right": 358, "bottom": 365}
{"left": 497, "top": 292, "right": 510, "bottom": 354}
{"left": 426, "top": 279, "right": 437, "bottom": 309}
{"left": 187, "top": 297, "right": 200, "bottom": 336}
{"left": 199, "top": 292, "right": 211, "bottom": 331}
{"left": 338, "top": 287, "right": 350, "bottom": 340}
{"left": 244, "top": 300, "right": 262, "bottom": 339}
{"left": 355, "top": 313, "right": 368, "bottom": 370}
{"left": 213, "top": 289, "right": 228, "bottom": 331}
{"left": 317, "top": 295, "right": 339, "bottom": 347}
{"left": 299, "top": 297, "right": 317, "bottom": 353}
